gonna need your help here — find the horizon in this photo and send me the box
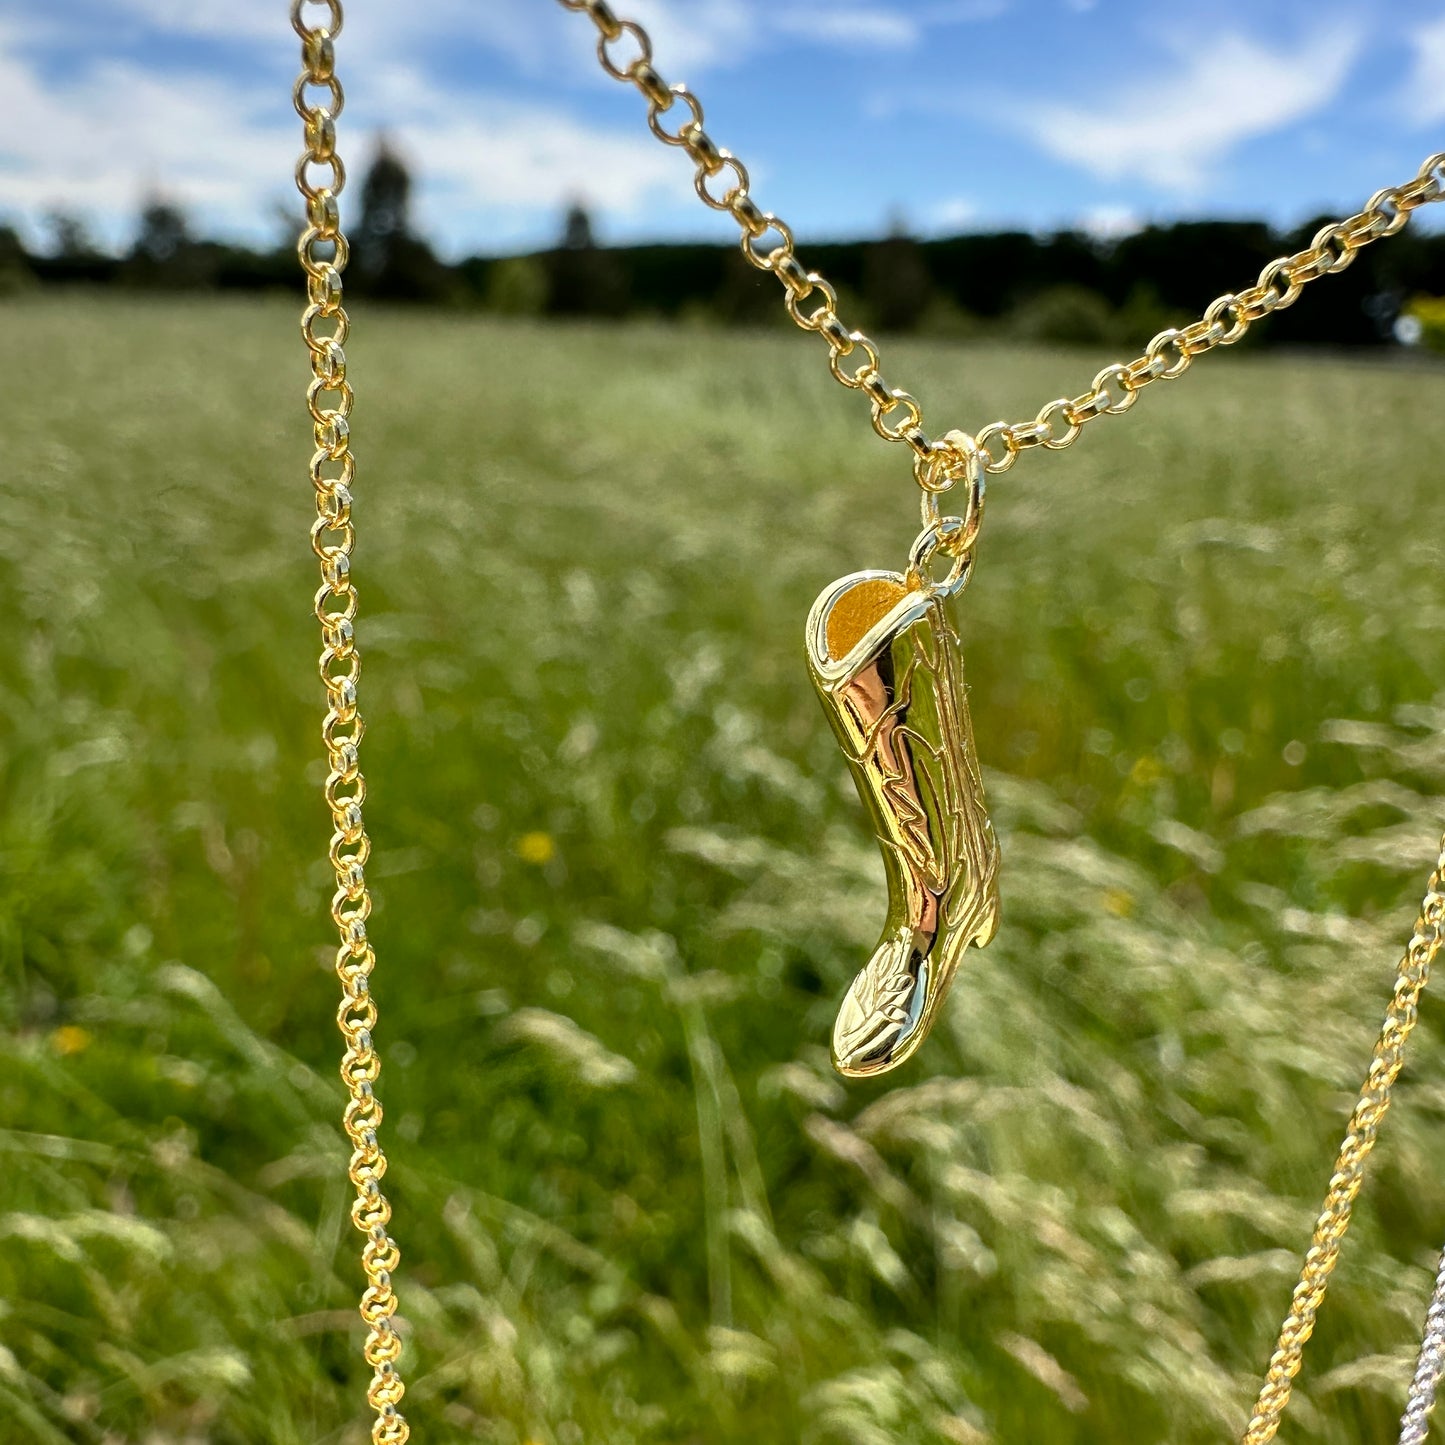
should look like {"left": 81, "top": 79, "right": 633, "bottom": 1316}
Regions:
{"left": 15, "top": 173, "right": 1411, "bottom": 264}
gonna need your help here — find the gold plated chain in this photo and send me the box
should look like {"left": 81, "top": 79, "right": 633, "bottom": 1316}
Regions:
{"left": 293, "top": 4, "right": 410, "bottom": 1441}
{"left": 1244, "top": 837, "right": 1445, "bottom": 1444}
{"left": 559, "top": 0, "right": 1445, "bottom": 500}
{"left": 557, "top": 2, "right": 1445, "bottom": 1438}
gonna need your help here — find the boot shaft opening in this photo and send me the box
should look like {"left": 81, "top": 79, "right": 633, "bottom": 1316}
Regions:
{"left": 824, "top": 576, "right": 910, "bottom": 662}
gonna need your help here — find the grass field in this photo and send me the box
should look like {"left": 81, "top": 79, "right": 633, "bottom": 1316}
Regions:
{"left": 3, "top": 295, "right": 1445, "bottom": 1445}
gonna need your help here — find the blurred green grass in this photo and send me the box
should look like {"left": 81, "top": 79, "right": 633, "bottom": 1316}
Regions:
{"left": 3, "top": 295, "right": 1445, "bottom": 1445}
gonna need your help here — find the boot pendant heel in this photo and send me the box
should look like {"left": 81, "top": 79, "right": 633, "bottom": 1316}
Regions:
{"left": 806, "top": 562, "right": 1001, "bottom": 1078}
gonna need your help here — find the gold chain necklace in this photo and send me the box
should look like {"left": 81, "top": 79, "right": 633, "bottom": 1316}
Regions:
{"left": 291, "top": 1, "right": 1445, "bottom": 1440}
{"left": 292, "top": 5, "right": 409, "bottom": 1443}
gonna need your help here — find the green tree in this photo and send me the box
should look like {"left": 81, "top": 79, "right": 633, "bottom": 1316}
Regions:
{"left": 1008, "top": 284, "right": 1114, "bottom": 346}
{"left": 354, "top": 141, "right": 452, "bottom": 302}
{"left": 134, "top": 200, "right": 189, "bottom": 264}
{"left": 123, "top": 197, "right": 214, "bottom": 287}
{"left": 545, "top": 201, "right": 629, "bottom": 317}
{"left": 46, "top": 211, "right": 99, "bottom": 260}
{"left": 0, "top": 223, "right": 35, "bottom": 295}
{"left": 863, "top": 217, "right": 934, "bottom": 333}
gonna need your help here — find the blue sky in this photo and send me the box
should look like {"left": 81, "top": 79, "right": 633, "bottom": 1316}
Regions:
{"left": 0, "top": 1, "right": 1442, "bottom": 256}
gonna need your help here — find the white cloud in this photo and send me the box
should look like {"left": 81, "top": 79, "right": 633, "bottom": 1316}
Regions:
{"left": 607, "top": 0, "right": 758, "bottom": 73}
{"left": 0, "top": 31, "right": 682, "bottom": 255}
{"left": 773, "top": 8, "right": 918, "bottom": 49}
{"left": 1404, "top": 16, "right": 1445, "bottom": 127}
{"left": 586, "top": 0, "right": 929, "bottom": 67}
{"left": 1015, "top": 27, "right": 1362, "bottom": 190}
{"left": 401, "top": 104, "right": 681, "bottom": 221}
{"left": 0, "top": 48, "right": 291, "bottom": 240}
{"left": 929, "top": 195, "right": 977, "bottom": 232}
{"left": 484, "top": 0, "right": 989, "bottom": 76}
{"left": 104, "top": 0, "right": 283, "bottom": 42}
{"left": 94, "top": 0, "right": 623, "bottom": 83}
{"left": 0, "top": 0, "right": 1008, "bottom": 253}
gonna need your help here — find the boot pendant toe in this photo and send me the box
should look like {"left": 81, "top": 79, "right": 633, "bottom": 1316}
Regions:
{"left": 806, "top": 571, "right": 1001, "bottom": 1078}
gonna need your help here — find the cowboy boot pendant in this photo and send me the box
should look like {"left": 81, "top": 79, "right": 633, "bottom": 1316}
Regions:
{"left": 806, "top": 557, "right": 1001, "bottom": 1078}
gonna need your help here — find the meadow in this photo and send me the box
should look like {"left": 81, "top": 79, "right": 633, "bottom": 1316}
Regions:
{"left": 3, "top": 294, "right": 1445, "bottom": 1445}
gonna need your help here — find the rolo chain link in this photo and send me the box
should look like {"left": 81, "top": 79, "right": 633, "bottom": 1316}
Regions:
{"left": 292, "top": 3, "right": 410, "bottom": 1441}
{"left": 557, "top": 4, "right": 1445, "bottom": 1441}
{"left": 558, "top": 0, "right": 1445, "bottom": 506}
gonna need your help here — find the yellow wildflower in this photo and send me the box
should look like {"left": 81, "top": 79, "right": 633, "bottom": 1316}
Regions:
{"left": 516, "top": 831, "right": 556, "bottom": 865}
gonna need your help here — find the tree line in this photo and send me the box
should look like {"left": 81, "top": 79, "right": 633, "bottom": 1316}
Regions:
{"left": 7, "top": 145, "right": 1445, "bottom": 348}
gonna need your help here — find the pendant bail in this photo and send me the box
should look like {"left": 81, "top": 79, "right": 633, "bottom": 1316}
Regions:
{"left": 915, "top": 429, "right": 985, "bottom": 533}
{"left": 909, "top": 429, "right": 986, "bottom": 594}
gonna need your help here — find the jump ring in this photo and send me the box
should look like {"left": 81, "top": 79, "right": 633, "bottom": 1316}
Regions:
{"left": 906, "top": 520, "right": 976, "bottom": 597}
{"left": 916, "top": 432, "right": 985, "bottom": 557}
